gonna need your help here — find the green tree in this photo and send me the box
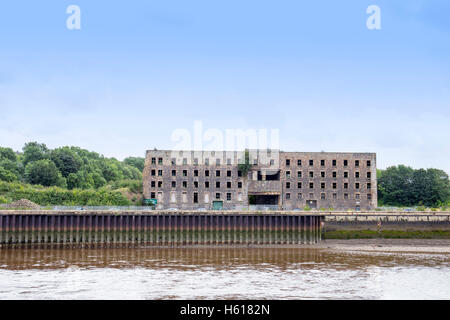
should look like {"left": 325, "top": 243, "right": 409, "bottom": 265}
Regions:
{"left": 378, "top": 165, "right": 450, "bottom": 207}
{"left": 0, "top": 167, "right": 17, "bottom": 182}
{"left": 123, "top": 157, "right": 145, "bottom": 172}
{"left": 22, "top": 142, "right": 49, "bottom": 166}
{"left": 0, "top": 147, "right": 17, "bottom": 162}
{"left": 50, "top": 147, "right": 83, "bottom": 178}
{"left": 24, "top": 159, "right": 66, "bottom": 187}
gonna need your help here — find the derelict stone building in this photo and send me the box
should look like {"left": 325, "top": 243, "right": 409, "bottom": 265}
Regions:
{"left": 143, "top": 149, "right": 377, "bottom": 210}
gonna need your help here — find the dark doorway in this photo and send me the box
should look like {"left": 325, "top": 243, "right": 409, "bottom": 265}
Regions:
{"left": 249, "top": 195, "right": 279, "bottom": 205}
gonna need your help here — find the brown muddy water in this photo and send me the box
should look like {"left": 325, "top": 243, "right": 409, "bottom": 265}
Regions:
{"left": 0, "top": 246, "right": 449, "bottom": 299}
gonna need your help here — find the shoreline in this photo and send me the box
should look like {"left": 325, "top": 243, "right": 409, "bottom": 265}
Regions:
{"left": 317, "top": 238, "right": 450, "bottom": 254}
{"left": 1, "top": 239, "right": 449, "bottom": 254}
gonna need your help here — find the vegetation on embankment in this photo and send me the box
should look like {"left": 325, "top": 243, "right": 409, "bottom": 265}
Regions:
{"left": 323, "top": 230, "right": 450, "bottom": 239}
{"left": 0, "top": 143, "right": 144, "bottom": 206}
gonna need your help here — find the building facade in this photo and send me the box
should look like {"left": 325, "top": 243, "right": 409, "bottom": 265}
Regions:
{"left": 143, "top": 150, "right": 377, "bottom": 210}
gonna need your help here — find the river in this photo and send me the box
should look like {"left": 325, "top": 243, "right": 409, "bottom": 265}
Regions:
{"left": 0, "top": 244, "right": 449, "bottom": 299}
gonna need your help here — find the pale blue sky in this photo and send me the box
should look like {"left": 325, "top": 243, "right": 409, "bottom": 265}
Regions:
{"left": 0, "top": 1, "right": 449, "bottom": 172}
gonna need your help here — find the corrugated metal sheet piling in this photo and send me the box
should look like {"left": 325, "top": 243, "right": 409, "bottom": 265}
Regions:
{"left": 0, "top": 211, "right": 323, "bottom": 246}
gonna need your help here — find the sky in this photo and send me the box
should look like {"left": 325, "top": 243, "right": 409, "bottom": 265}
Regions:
{"left": 0, "top": 0, "right": 449, "bottom": 173}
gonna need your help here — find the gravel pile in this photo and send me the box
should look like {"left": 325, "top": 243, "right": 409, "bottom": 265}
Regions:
{"left": 5, "top": 199, "right": 40, "bottom": 210}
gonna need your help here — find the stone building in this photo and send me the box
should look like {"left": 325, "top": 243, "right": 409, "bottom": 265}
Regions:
{"left": 143, "top": 149, "right": 377, "bottom": 210}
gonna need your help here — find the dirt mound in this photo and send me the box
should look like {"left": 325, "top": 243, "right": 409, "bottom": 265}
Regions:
{"left": 5, "top": 199, "right": 40, "bottom": 210}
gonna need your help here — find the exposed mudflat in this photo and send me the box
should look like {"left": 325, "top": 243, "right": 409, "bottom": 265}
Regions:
{"left": 317, "top": 238, "right": 450, "bottom": 253}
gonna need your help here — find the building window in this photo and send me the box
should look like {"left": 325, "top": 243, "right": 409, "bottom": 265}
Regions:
{"left": 344, "top": 160, "right": 348, "bottom": 167}
{"left": 227, "top": 170, "right": 232, "bottom": 177}
{"left": 333, "top": 193, "right": 337, "bottom": 200}
{"left": 182, "top": 181, "right": 187, "bottom": 188}
{"left": 193, "top": 192, "right": 198, "bottom": 203}
{"left": 151, "top": 192, "right": 155, "bottom": 199}
{"left": 216, "top": 170, "right": 221, "bottom": 177}
{"left": 355, "top": 193, "right": 360, "bottom": 200}
{"left": 216, "top": 158, "right": 220, "bottom": 165}
{"left": 216, "top": 181, "right": 221, "bottom": 188}
{"left": 321, "top": 171, "right": 325, "bottom": 178}
{"left": 171, "top": 158, "right": 176, "bottom": 165}
{"left": 286, "top": 159, "right": 290, "bottom": 166}
{"left": 332, "top": 159, "right": 336, "bottom": 166}
{"left": 321, "top": 193, "right": 325, "bottom": 200}
{"left": 367, "top": 194, "right": 372, "bottom": 200}
{"left": 171, "top": 170, "right": 176, "bottom": 176}
{"left": 158, "top": 181, "right": 162, "bottom": 188}
{"left": 309, "top": 160, "right": 314, "bottom": 166}
{"left": 286, "top": 182, "right": 290, "bottom": 189}
{"left": 216, "top": 193, "right": 221, "bottom": 199}
{"left": 193, "top": 158, "right": 198, "bottom": 165}
{"left": 151, "top": 157, "right": 156, "bottom": 164}
{"left": 297, "top": 159, "right": 302, "bottom": 166}
{"left": 157, "top": 157, "right": 162, "bottom": 165}
{"left": 151, "top": 169, "right": 156, "bottom": 176}
{"left": 298, "top": 182, "right": 302, "bottom": 189}
{"left": 183, "top": 158, "right": 187, "bottom": 165}
{"left": 332, "top": 171, "right": 337, "bottom": 178}
{"left": 238, "top": 181, "right": 242, "bottom": 188}
{"left": 355, "top": 172, "right": 360, "bottom": 178}
{"left": 227, "top": 158, "right": 231, "bottom": 165}
{"left": 367, "top": 160, "right": 371, "bottom": 167}
{"left": 205, "top": 181, "right": 210, "bottom": 188}
{"left": 298, "top": 193, "right": 302, "bottom": 199}
{"left": 171, "top": 181, "right": 176, "bottom": 188}
{"left": 194, "top": 181, "right": 199, "bottom": 188}
{"left": 158, "top": 170, "right": 163, "bottom": 176}
{"left": 320, "top": 160, "right": 325, "bottom": 166}
{"left": 151, "top": 181, "right": 155, "bottom": 187}
{"left": 297, "top": 171, "right": 302, "bottom": 178}
{"left": 286, "top": 171, "right": 291, "bottom": 179}
{"left": 332, "top": 182, "right": 337, "bottom": 189}
{"left": 355, "top": 160, "right": 360, "bottom": 167}
{"left": 270, "top": 159, "right": 274, "bottom": 165}
{"left": 321, "top": 182, "right": 325, "bottom": 189}
{"left": 227, "top": 193, "right": 232, "bottom": 201}
{"left": 182, "top": 170, "right": 187, "bottom": 177}
{"left": 205, "top": 170, "right": 210, "bottom": 177}
{"left": 367, "top": 172, "right": 371, "bottom": 178}
{"left": 344, "top": 193, "right": 348, "bottom": 200}
{"left": 344, "top": 182, "right": 348, "bottom": 189}
{"left": 194, "top": 170, "right": 198, "bottom": 177}
{"left": 309, "top": 171, "right": 314, "bottom": 178}
{"left": 238, "top": 170, "right": 242, "bottom": 177}
{"left": 205, "top": 158, "right": 209, "bottom": 166}
{"left": 344, "top": 171, "right": 348, "bottom": 178}
{"left": 309, "top": 182, "right": 314, "bottom": 189}
{"left": 367, "top": 183, "right": 372, "bottom": 189}
{"left": 286, "top": 193, "right": 290, "bottom": 199}
{"left": 227, "top": 181, "right": 231, "bottom": 188}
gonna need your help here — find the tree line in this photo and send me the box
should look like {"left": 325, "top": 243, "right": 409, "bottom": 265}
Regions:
{"left": 377, "top": 165, "right": 449, "bottom": 208}
{"left": 0, "top": 142, "right": 144, "bottom": 206}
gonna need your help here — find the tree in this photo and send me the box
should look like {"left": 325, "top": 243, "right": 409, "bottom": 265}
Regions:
{"left": 0, "top": 147, "right": 17, "bottom": 162}
{"left": 378, "top": 165, "right": 450, "bottom": 207}
{"left": 24, "top": 159, "right": 66, "bottom": 187}
{"left": 22, "top": 142, "right": 49, "bottom": 166}
{"left": 0, "top": 167, "right": 17, "bottom": 182}
{"left": 50, "top": 147, "right": 83, "bottom": 178}
{"left": 123, "top": 157, "right": 145, "bottom": 172}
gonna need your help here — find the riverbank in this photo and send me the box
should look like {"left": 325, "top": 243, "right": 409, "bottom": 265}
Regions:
{"left": 317, "top": 238, "right": 450, "bottom": 254}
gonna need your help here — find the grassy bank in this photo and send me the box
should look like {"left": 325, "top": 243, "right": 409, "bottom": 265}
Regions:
{"left": 0, "top": 181, "right": 135, "bottom": 206}
{"left": 322, "top": 230, "right": 450, "bottom": 239}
